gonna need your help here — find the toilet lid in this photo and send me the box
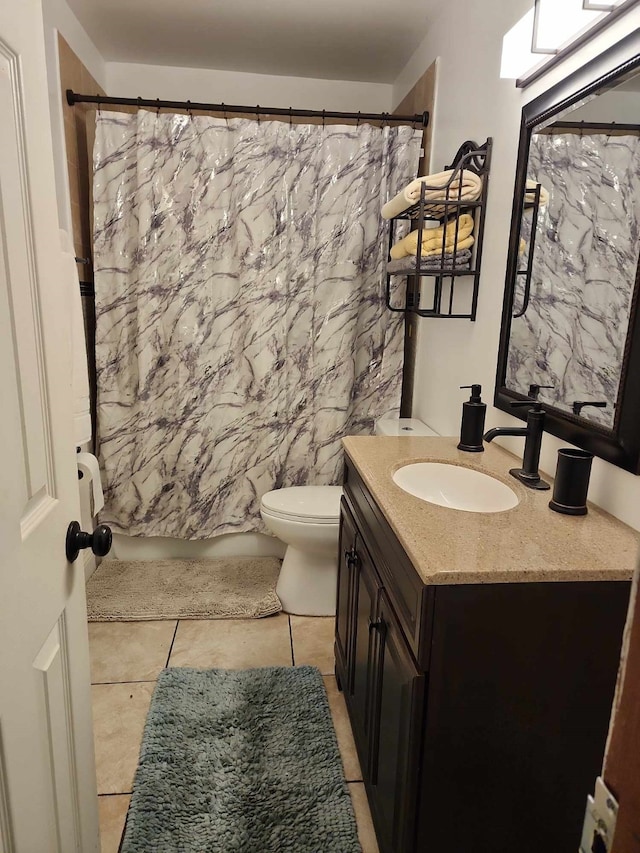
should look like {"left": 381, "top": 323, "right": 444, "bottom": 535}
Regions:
{"left": 260, "top": 486, "right": 342, "bottom": 523}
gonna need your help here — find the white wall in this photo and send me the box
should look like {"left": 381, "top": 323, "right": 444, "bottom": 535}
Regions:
{"left": 393, "top": 1, "right": 640, "bottom": 532}
{"left": 42, "top": 0, "right": 107, "bottom": 87}
{"left": 106, "top": 61, "right": 393, "bottom": 113}
{"left": 569, "top": 88, "right": 640, "bottom": 123}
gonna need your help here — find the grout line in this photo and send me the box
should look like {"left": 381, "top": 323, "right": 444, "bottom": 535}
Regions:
{"left": 165, "top": 620, "right": 180, "bottom": 668}
{"left": 98, "top": 791, "right": 133, "bottom": 797}
{"left": 92, "top": 679, "right": 157, "bottom": 686}
{"left": 288, "top": 616, "right": 295, "bottom": 666}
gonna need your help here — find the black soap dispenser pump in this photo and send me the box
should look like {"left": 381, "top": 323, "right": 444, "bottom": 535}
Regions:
{"left": 457, "top": 384, "right": 486, "bottom": 452}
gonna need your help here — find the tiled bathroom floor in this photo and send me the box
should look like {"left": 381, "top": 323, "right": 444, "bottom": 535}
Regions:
{"left": 89, "top": 613, "right": 379, "bottom": 853}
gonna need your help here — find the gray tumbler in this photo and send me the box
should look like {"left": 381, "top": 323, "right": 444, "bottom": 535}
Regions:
{"left": 549, "top": 448, "right": 593, "bottom": 516}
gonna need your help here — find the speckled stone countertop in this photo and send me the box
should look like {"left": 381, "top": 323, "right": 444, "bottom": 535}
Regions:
{"left": 342, "top": 436, "right": 639, "bottom": 585}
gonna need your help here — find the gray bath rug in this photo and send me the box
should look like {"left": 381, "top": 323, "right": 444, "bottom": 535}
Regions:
{"left": 86, "top": 558, "right": 282, "bottom": 621}
{"left": 121, "top": 666, "right": 361, "bottom": 853}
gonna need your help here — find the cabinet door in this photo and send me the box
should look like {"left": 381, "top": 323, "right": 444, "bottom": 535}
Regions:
{"left": 369, "top": 590, "right": 424, "bottom": 853}
{"left": 350, "top": 537, "right": 382, "bottom": 757}
{"left": 335, "top": 500, "right": 358, "bottom": 689}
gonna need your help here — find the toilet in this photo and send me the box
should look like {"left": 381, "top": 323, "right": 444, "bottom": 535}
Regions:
{"left": 260, "top": 417, "right": 438, "bottom": 616}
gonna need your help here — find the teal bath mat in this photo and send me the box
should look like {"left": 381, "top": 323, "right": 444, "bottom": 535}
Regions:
{"left": 121, "top": 666, "right": 361, "bottom": 852}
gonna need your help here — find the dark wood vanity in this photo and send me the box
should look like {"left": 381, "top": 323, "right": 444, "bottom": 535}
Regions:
{"left": 335, "top": 449, "right": 633, "bottom": 853}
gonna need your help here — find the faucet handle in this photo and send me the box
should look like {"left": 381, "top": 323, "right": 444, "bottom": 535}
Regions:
{"left": 528, "top": 383, "right": 553, "bottom": 399}
{"left": 572, "top": 400, "right": 607, "bottom": 415}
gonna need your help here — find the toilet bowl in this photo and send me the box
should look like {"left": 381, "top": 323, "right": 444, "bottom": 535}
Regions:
{"left": 260, "top": 486, "right": 342, "bottom": 616}
{"left": 260, "top": 417, "right": 438, "bottom": 616}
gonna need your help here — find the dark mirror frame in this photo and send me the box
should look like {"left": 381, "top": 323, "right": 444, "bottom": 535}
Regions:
{"left": 495, "top": 31, "right": 640, "bottom": 474}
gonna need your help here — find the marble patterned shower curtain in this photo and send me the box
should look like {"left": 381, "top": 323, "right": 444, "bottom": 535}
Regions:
{"left": 93, "top": 111, "right": 420, "bottom": 538}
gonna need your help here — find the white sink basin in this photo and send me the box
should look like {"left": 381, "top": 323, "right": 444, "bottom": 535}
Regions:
{"left": 392, "top": 462, "right": 519, "bottom": 513}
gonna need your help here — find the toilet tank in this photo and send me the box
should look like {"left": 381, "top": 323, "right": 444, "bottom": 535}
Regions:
{"left": 374, "top": 417, "right": 439, "bottom": 437}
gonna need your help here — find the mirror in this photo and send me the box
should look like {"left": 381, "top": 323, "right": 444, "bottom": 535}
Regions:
{"left": 495, "top": 32, "right": 640, "bottom": 473}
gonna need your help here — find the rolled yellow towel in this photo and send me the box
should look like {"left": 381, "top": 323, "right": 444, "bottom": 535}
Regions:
{"left": 390, "top": 213, "right": 474, "bottom": 260}
{"left": 424, "top": 233, "right": 474, "bottom": 257}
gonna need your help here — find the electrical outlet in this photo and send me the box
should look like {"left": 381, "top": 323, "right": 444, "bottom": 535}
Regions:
{"left": 579, "top": 777, "right": 618, "bottom": 853}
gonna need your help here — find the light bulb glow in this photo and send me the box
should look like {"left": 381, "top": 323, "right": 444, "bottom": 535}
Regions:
{"left": 500, "top": 9, "right": 538, "bottom": 79}
{"left": 533, "top": 0, "right": 602, "bottom": 52}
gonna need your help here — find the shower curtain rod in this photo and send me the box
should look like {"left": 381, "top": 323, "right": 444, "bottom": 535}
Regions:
{"left": 65, "top": 89, "right": 429, "bottom": 127}
{"left": 548, "top": 120, "right": 640, "bottom": 133}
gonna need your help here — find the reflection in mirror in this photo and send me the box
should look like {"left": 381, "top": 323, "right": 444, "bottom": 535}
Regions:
{"left": 506, "top": 68, "right": 640, "bottom": 430}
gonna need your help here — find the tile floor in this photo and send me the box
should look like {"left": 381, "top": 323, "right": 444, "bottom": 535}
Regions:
{"left": 90, "top": 612, "right": 379, "bottom": 852}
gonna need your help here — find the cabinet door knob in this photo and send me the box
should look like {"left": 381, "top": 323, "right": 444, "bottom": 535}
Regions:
{"left": 368, "top": 618, "right": 383, "bottom": 632}
{"left": 344, "top": 548, "right": 358, "bottom": 568}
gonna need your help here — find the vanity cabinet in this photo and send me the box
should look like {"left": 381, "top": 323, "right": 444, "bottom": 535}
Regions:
{"left": 335, "top": 456, "right": 631, "bottom": 853}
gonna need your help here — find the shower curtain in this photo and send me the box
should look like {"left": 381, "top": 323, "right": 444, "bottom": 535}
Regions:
{"left": 93, "top": 111, "right": 421, "bottom": 538}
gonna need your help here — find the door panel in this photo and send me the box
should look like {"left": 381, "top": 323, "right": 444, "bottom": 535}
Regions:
{"left": 0, "top": 4, "right": 99, "bottom": 851}
{"left": 370, "top": 591, "right": 424, "bottom": 853}
{"left": 33, "top": 617, "right": 82, "bottom": 852}
{"left": 350, "top": 538, "right": 382, "bottom": 759}
{"left": 0, "top": 54, "right": 53, "bottom": 529}
{"left": 0, "top": 732, "right": 13, "bottom": 852}
{"left": 336, "top": 500, "right": 357, "bottom": 686}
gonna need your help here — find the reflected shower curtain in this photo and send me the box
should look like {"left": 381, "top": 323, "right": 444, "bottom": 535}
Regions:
{"left": 93, "top": 111, "right": 421, "bottom": 538}
{"left": 509, "top": 131, "right": 640, "bottom": 428}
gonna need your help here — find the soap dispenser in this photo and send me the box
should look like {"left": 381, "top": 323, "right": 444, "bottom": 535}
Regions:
{"left": 457, "top": 384, "right": 486, "bottom": 452}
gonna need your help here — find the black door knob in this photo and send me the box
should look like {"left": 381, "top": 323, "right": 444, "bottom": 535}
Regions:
{"left": 65, "top": 521, "right": 112, "bottom": 563}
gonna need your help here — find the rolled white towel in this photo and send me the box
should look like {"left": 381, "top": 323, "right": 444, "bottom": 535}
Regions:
{"left": 382, "top": 169, "right": 482, "bottom": 220}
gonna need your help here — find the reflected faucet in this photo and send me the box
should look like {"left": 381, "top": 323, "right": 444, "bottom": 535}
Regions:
{"left": 572, "top": 400, "right": 607, "bottom": 416}
{"left": 483, "top": 401, "right": 550, "bottom": 490}
{"left": 528, "top": 383, "right": 553, "bottom": 401}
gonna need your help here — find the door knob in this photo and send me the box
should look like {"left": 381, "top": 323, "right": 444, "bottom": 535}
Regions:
{"left": 65, "top": 521, "right": 112, "bottom": 563}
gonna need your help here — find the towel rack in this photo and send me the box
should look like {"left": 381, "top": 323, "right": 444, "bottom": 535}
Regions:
{"left": 384, "top": 138, "right": 492, "bottom": 321}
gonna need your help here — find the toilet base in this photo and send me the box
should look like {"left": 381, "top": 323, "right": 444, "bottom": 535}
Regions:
{"left": 276, "top": 545, "right": 338, "bottom": 616}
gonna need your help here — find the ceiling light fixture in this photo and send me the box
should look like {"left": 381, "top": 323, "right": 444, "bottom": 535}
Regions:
{"left": 532, "top": 0, "right": 601, "bottom": 53}
{"left": 500, "top": 0, "right": 636, "bottom": 87}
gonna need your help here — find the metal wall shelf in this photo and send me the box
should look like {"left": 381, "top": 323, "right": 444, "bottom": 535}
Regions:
{"left": 385, "top": 138, "right": 493, "bottom": 321}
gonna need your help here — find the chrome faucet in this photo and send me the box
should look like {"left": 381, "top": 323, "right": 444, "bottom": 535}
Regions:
{"left": 483, "top": 401, "right": 550, "bottom": 490}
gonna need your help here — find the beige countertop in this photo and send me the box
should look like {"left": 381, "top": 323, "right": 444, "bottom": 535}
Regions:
{"left": 342, "top": 435, "right": 639, "bottom": 585}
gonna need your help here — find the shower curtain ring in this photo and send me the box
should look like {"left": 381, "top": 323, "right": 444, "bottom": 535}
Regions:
{"left": 322, "top": 109, "right": 325, "bottom": 128}
{"left": 222, "top": 102, "right": 228, "bottom": 123}
{"left": 187, "top": 100, "right": 193, "bottom": 119}
{"left": 155, "top": 98, "right": 160, "bottom": 114}
{"left": 256, "top": 106, "right": 261, "bottom": 124}
{"left": 96, "top": 93, "right": 101, "bottom": 115}
{"left": 607, "top": 120, "right": 616, "bottom": 141}
{"left": 137, "top": 96, "right": 142, "bottom": 112}
{"left": 289, "top": 107, "right": 293, "bottom": 128}
{"left": 356, "top": 111, "right": 361, "bottom": 127}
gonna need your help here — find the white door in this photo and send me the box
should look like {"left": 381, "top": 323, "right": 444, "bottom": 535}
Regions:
{"left": 0, "top": 1, "right": 100, "bottom": 851}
